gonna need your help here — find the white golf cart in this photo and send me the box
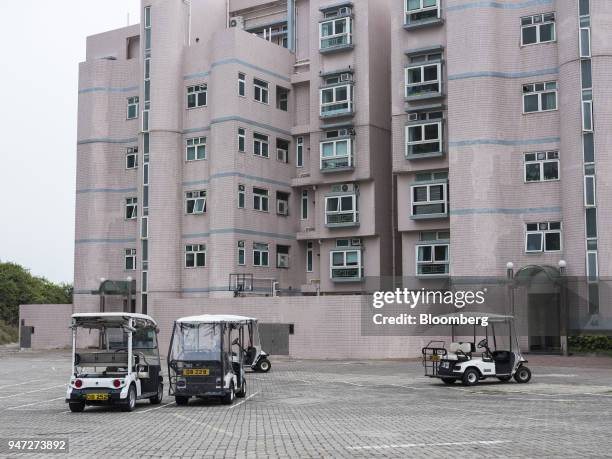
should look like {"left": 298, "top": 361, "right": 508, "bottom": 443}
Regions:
{"left": 167, "top": 315, "right": 249, "bottom": 406}
{"left": 422, "top": 312, "right": 532, "bottom": 386}
{"left": 243, "top": 318, "right": 271, "bottom": 373}
{"left": 66, "top": 313, "right": 163, "bottom": 412}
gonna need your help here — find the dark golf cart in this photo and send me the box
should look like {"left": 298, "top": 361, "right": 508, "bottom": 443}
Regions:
{"left": 243, "top": 318, "right": 271, "bottom": 373}
{"left": 167, "top": 314, "right": 250, "bottom": 406}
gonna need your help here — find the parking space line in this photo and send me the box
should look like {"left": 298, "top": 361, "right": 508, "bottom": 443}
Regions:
{"left": 135, "top": 401, "right": 175, "bottom": 413}
{"left": 346, "top": 440, "right": 511, "bottom": 451}
{"left": 172, "top": 413, "right": 236, "bottom": 437}
{"left": 229, "top": 391, "right": 260, "bottom": 409}
{"left": 0, "top": 379, "right": 46, "bottom": 390}
{"left": 6, "top": 397, "right": 64, "bottom": 410}
{"left": 0, "top": 385, "right": 64, "bottom": 400}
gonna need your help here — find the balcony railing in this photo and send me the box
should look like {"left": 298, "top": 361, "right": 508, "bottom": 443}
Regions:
{"left": 326, "top": 212, "right": 359, "bottom": 226}
{"left": 321, "top": 156, "right": 352, "bottom": 171}
{"left": 331, "top": 267, "right": 362, "bottom": 281}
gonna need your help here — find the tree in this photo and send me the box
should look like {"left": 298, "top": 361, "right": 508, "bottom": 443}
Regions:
{"left": 0, "top": 262, "right": 72, "bottom": 326}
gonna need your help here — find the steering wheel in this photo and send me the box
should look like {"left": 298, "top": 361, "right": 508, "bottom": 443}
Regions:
{"left": 477, "top": 339, "right": 488, "bottom": 349}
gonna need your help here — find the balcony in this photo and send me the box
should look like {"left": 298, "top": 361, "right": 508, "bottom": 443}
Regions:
{"left": 325, "top": 194, "right": 359, "bottom": 228}
{"left": 404, "top": 0, "right": 444, "bottom": 30}
{"left": 319, "top": 16, "right": 353, "bottom": 54}
{"left": 320, "top": 84, "right": 354, "bottom": 119}
{"left": 330, "top": 249, "right": 363, "bottom": 282}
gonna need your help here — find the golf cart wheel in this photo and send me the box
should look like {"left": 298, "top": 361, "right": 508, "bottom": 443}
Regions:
{"left": 150, "top": 383, "right": 163, "bottom": 404}
{"left": 441, "top": 378, "right": 456, "bottom": 385}
{"left": 497, "top": 375, "right": 512, "bottom": 382}
{"left": 121, "top": 385, "right": 137, "bottom": 412}
{"left": 175, "top": 396, "right": 189, "bottom": 406}
{"left": 236, "top": 380, "right": 247, "bottom": 398}
{"left": 68, "top": 402, "right": 85, "bottom": 413}
{"left": 462, "top": 368, "right": 480, "bottom": 386}
{"left": 257, "top": 358, "right": 271, "bottom": 373}
{"left": 222, "top": 383, "right": 235, "bottom": 405}
{"left": 514, "top": 366, "right": 532, "bottom": 384}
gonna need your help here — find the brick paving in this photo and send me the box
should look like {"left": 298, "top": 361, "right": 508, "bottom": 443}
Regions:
{"left": 0, "top": 348, "right": 611, "bottom": 458}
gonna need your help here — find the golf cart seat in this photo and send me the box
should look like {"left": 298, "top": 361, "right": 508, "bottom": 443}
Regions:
{"left": 492, "top": 350, "right": 511, "bottom": 362}
{"left": 448, "top": 342, "right": 473, "bottom": 361}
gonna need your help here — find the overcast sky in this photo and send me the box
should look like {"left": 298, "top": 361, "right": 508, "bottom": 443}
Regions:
{"left": 0, "top": 0, "right": 140, "bottom": 284}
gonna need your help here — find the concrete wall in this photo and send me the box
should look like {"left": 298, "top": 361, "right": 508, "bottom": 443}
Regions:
{"left": 19, "top": 304, "right": 73, "bottom": 350}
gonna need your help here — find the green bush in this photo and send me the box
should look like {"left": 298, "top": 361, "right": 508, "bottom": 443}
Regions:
{"left": 0, "top": 319, "right": 18, "bottom": 345}
{"left": 568, "top": 335, "right": 612, "bottom": 352}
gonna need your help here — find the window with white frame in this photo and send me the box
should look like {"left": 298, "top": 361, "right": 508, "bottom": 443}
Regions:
{"left": 238, "top": 72, "right": 246, "bottom": 97}
{"left": 301, "top": 190, "right": 308, "bottom": 220}
{"left": 524, "top": 151, "right": 559, "bottom": 182}
{"left": 238, "top": 241, "right": 246, "bottom": 266}
{"left": 253, "top": 78, "right": 269, "bottom": 104}
{"left": 521, "top": 12, "right": 556, "bottom": 46}
{"left": 187, "top": 84, "right": 207, "bottom": 108}
{"left": 238, "top": 127, "right": 246, "bottom": 152}
{"left": 405, "top": 0, "right": 440, "bottom": 25}
{"left": 125, "top": 197, "right": 138, "bottom": 219}
{"left": 523, "top": 81, "right": 557, "bottom": 113}
{"left": 253, "top": 133, "right": 269, "bottom": 158}
{"left": 321, "top": 136, "right": 353, "bottom": 170}
{"left": 405, "top": 56, "right": 441, "bottom": 98}
{"left": 325, "top": 194, "right": 358, "bottom": 225}
{"left": 580, "top": 16, "right": 591, "bottom": 58}
{"left": 185, "top": 190, "right": 207, "bottom": 214}
{"left": 416, "top": 243, "right": 449, "bottom": 276}
{"left": 277, "top": 191, "right": 289, "bottom": 216}
{"left": 253, "top": 242, "right": 269, "bottom": 267}
{"left": 320, "top": 16, "right": 352, "bottom": 49}
{"left": 185, "top": 244, "right": 206, "bottom": 268}
{"left": 127, "top": 96, "right": 139, "bottom": 119}
{"left": 238, "top": 184, "right": 246, "bottom": 209}
{"left": 330, "top": 242, "right": 362, "bottom": 280}
{"left": 306, "top": 241, "right": 313, "bottom": 272}
{"left": 276, "top": 86, "right": 289, "bottom": 111}
{"left": 406, "top": 119, "right": 442, "bottom": 156}
{"left": 253, "top": 187, "right": 269, "bottom": 212}
{"left": 186, "top": 137, "right": 206, "bottom": 161}
{"left": 525, "top": 222, "right": 562, "bottom": 252}
{"left": 320, "top": 84, "right": 353, "bottom": 116}
{"left": 125, "top": 248, "right": 137, "bottom": 270}
{"left": 586, "top": 250, "right": 598, "bottom": 282}
{"left": 126, "top": 146, "right": 138, "bottom": 169}
{"left": 584, "top": 167, "right": 596, "bottom": 207}
{"left": 277, "top": 245, "right": 290, "bottom": 268}
{"left": 582, "top": 89, "right": 593, "bottom": 132}
{"left": 411, "top": 183, "right": 447, "bottom": 217}
{"left": 296, "top": 136, "right": 304, "bottom": 167}
{"left": 277, "top": 139, "right": 289, "bottom": 163}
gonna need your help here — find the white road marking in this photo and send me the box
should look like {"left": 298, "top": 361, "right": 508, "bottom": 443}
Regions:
{"left": 389, "top": 383, "right": 434, "bottom": 391}
{"left": 346, "top": 440, "right": 511, "bottom": 451}
{"left": 536, "top": 374, "right": 577, "bottom": 377}
{"left": 228, "top": 391, "right": 260, "bottom": 409}
{"left": 6, "top": 397, "right": 64, "bottom": 410}
{"left": 0, "top": 379, "right": 46, "bottom": 390}
{"left": 172, "top": 413, "right": 236, "bottom": 437}
{"left": 135, "top": 401, "right": 175, "bottom": 413}
{"left": 506, "top": 397, "right": 585, "bottom": 402}
{"left": 341, "top": 381, "right": 365, "bottom": 387}
{"left": 0, "top": 384, "right": 64, "bottom": 400}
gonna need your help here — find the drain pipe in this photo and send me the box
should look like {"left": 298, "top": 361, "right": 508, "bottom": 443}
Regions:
{"left": 287, "top": 0, "right": 295, "bottom": 52}
{"left": 182, "top": 0, "right": 191, "bottom": 46}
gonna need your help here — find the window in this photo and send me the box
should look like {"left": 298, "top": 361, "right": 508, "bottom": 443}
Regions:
{"left": 127, "top": 96, "right": 139, "bottom": 119}
{"left": 238, "top": 241, "right": 245, "bottom": 266}
{"left": 580, "top": 17, "right": 591, "bottom": 58}
{"left": 186, "top": 137, "right": 206, "bottom": 161}
{"left": 321, "top": 138, "right": 352, "bottom": 170}
{"left": 126, "top": 147, "right": 138, "bottom": 169}
{"left": 581, "top": 59, "right": 592, "bottom": 91}
{"left": 187, "top": 84, "right": 207, "bottom": 108}
{"left": 320, "top": 84, "right": 353, "bottom": 116}
{"left": 125, "top": 249, "right": 137, "bottom": 270}
{"left": 238, "top": 184, "right": 246, "bottom": 209}
{"left": 253, "top": 243, "right": 269, "bottom": 267}
{"left": 185, "top": 244, "right": 206, "bottom": 268}
{"left": 405, "top": 62, "right": 441, "bottom": 98}
{"left": 411, "top": 183, "right": 447, "bottom": 217}
{"left": 276, "top": 86, "right": 289, "bottom": 111}
{"left": 296, "top": 136, "right": 304, "bottom": 167}
{"left": 320, "top": 17, "right": 352, "bottom": 49}
{"left": 253, "top": 133, "right": 269, "bottom": 158}
{"left": 253, "top": 24, "right": 288, "bottom": 48}
{"left": 583, "top": 133, "right": 594, "bottom": 163}
{"left": 253, "top": 187, "right": 269, "bottom": 212}
{"left": 144, "top": 6, "right": 151, "bottom": 48}
{"left": 521, "top": 12, "right": 556, "bottom": 46}
{"left": 406, "top": 121, "right": 442, "bottom": 156}
{"left": 416, "top": 244, "right": 449, "bottom": 276}
{"left": 301, "top": 190, "right": 308, "bottom": 220}
{"left": 524, "top": 151, "right": 559, "bottom": 182}
{"left": 238, "top": 72, "right": 246, "bottom": 97}
{"left": 185, "top": 190, "right": 207, "bottom": 214}
{"left": 405, "top": 0, "right": 440, "bottom": 25}
{"left": 254, "top": 78, "right": 269, "bottom": 104}
{"left": 277, "top": 191, "right": 289, "bottom": 216}
{"left": 330, "top": 248, "right": 362, "bottom": 280}
{"left": 587, "top": 250, "right": 598, "bottom": 282}
{"left": 582, "top": 90, "right": 593, "bottom": 132}
{"left": 277, "top": 245, "right": 290, "bottom": 268}
{"left": 579, "top": 0, "right": 590, "bottom": 16}
{"left": 523, "top": 81, "right": 557, "bottom": 113}
{"left": 584, "top": 174, "right": 596, "bottom": 207}
{"left": 306, "top": 241, "right": 313, "bottom": 272}
{"left": 586, "top": 208, "right": 597, "bottom": 239}
{"left": 125, "top": 197, "right": 138, "bottom": 219}
{"left": 277, "top": 139, "right": 289, "bottom": 163}
{"left": 525, "top": 222, "right": 562, "bottom": 252}
{"left": 325, "top": 194, "right": 358, "bottom": 226}
{"left": 238, "top": 128, "right": 246, "bottom": 152}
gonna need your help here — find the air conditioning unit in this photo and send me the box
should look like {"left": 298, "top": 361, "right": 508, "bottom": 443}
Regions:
{"left": 340, "top": 73, "right": 353, "bottom": 82}
{"left": 277, "top": 148, "right": 288, "bottom": 163}
{"left": 338, "top": 7, "right": 352, "bottom": 15}
{"left": 277, "top": 254, "right": 290, "bottom": 268}
{"left": 331, "top": 183, "right": 357, "bottom": 193}
{"left": 230, "top": 16, "right": 244, "bottom": 29}
{"left": 277, "top": 200, "right": 289, "bottom": 216}
{"left": 338, "top": 128, "right": 349, "bottom": 136}
{"left": 351, "top": 239, "right": 362, "bottom": 246}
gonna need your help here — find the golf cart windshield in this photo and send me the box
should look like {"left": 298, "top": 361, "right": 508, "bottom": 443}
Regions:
{"left": 170, "top": 322, "right": 222, "bottom": 362}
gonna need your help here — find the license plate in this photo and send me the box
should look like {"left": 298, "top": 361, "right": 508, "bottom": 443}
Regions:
{"left": 183, "top": 368, "right": 209, "bottom": 376}
{"left": 85, "top": 393, "right": 109, "bottom": 401}
{"left": 430, "top": 355, "right": 440, "bottom": 361}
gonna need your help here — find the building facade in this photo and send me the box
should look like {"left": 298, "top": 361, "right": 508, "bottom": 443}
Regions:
{"left": 74, "top": 0, "right": 393, "bottom": 315}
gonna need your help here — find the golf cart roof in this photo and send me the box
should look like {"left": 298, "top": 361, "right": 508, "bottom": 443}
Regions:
{"left": 71, "top": 312, "right": 157, "bottom": 328}
{"left": 439, "top": 312, "right": 514, "bottom": 323}
{"left": 176, "top": 314, "right": 256, "bottom": 324}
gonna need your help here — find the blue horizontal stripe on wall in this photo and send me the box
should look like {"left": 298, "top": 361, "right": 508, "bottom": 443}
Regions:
{"left": 451, "top": 206, "right": 561, "bottom": 216}
{"left": 447, "top": 0, "right": 553, "bottom": 12}
{"left": 182, "top": 172, "right": 291, "bottom": 189}
{"left": 78, "top": 86, "right": 139, "bottom": 94}
{"left": 75, "top": 238, "right": 137, "bottom": 244}
{"left": 183, "top": 126, "right": 211, "bottom": 134}
{"left": 77, "top": 137, "right": 139, "bottom": 145}
{"left": 76, "top": 187, "right": 138, "bottom": 194}
{"left": 184, "top": 58, "right": 291, "bottom": 83}
{"left": 448, "top": 67, "right": 558, "bottom": 81}
{"left": 182, "top": 228, "right": 296, "bottom": 241}
{"left": 450, "top": 137, "right": 560, "bottom": 147}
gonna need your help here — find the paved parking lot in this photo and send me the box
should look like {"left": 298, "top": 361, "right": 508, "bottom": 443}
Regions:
{"left": 1, "top": 348, "right": 612, "bottom": 458}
